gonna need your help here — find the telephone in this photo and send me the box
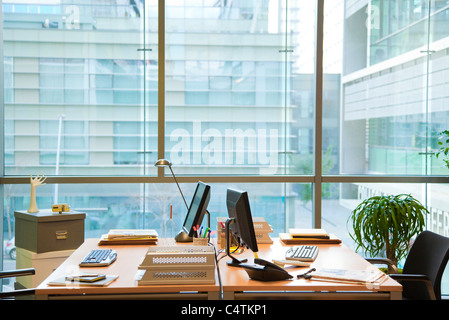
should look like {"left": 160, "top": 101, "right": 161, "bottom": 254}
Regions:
{"left": 241, "top": 258, "right": 293, "bottom": 281}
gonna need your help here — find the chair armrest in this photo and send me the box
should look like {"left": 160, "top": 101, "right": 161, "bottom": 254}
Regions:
{"left": 0, "top": 268, "right": 35, "bottom": 279}
{"left": 389, "top": 274, "right": 436, "bottom": 300}
{"left": 0, "top": 289, "right": 35, "bottom": 299}
{"left": 365, "top": 258, "right": 398, "bottom": 273}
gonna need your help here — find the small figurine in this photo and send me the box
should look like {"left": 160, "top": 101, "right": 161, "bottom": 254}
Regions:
{"left": 27, "top": 173, "right": 47, "bottom": 213}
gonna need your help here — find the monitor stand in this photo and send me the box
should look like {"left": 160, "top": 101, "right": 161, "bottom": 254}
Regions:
{"left": 174, "top": 210, "right": 211, "bottom": 243}
{"left": 174, "top": 230, "right": 192, "bottom": 242}
{"left": 224, "top": 218, "right": 248, "bottom": 267}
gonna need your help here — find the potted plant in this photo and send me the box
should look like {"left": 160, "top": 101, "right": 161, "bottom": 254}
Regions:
{"left": 435, "top": 130, "right": 449, "bottom": 169}
{"left": 347, "top": 194, "right": 428, "bottom": 268}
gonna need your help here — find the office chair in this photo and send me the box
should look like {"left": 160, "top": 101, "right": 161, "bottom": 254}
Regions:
{"left": 367, "top": 230, "right": 449, "bottom": 300}
{"left": 0, "top": 268, "right": 35, "bottom": 299}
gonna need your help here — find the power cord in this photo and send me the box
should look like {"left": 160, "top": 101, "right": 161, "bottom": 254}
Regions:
{"left": 209, "top": 242, "right": 223, "bottom": 300}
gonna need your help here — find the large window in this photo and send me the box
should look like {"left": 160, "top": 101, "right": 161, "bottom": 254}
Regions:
{"left": 2, "top": 0, "right": 449, "bottom": 295}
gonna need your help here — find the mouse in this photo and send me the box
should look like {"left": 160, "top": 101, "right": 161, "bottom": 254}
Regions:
{"left": 241, "top": 258, "right": 293, "bottom": 281}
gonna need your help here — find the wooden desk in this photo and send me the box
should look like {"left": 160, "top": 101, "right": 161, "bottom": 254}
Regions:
{"left": 35, "top": 239, "right": 220, "bottom": 300}
{"left": 219, "top": 240, "right": 402, "bottom": 300}
{"left": 35, "top": 238, "right": 402, "bottom": 300}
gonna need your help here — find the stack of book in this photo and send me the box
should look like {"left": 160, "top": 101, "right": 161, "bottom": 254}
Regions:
{"left": 98, "top": 229, "right": 158, "bottom": 245}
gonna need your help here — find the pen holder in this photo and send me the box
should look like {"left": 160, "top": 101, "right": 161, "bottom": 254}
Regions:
{"left": 193, "top": 237, "right": 208, "bottom": 246}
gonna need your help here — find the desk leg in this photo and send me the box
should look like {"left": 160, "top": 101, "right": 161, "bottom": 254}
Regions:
{"left": 207, "top": 291, "right": 220, "bottom": 300}
{"left": 390, "top": 291, "right": 402, "bottom": 300}
{"left": 222, "top": 291, "right": 235, "bottom": 300}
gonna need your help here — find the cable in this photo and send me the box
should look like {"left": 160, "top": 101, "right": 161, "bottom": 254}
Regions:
{"left": 209, "top": 242, "right": 223, "bottom": 300}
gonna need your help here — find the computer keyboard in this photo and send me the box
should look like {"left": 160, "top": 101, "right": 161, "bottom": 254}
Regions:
{"left": 79, "top": 249, "right": 117, "bottom": 267}
{"left": 285, "top": 245, "right": 318, "bottom": 262}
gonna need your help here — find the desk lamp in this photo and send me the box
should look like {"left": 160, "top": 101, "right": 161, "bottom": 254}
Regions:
{"left": 155, "top": 159, "right": 189, "bottom": 210}
{"left": 154, "top": 159, "right": 190, "bottom": 242}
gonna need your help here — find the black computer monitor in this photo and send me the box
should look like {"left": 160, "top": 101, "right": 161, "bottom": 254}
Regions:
{"left": 225, "top": 188, "right": 258, "bottom": 266}
{"left": 175, "top": 181, "right": 211, "bottom": 242}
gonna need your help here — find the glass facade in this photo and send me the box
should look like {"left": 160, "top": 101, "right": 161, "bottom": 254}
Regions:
{"left": 2, "top": 0, "right": 449, "bottom": 295}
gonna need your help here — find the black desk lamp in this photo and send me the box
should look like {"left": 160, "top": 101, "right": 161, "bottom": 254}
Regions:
{"left": 154, "top": 159, "right": 191, "bottom": 242}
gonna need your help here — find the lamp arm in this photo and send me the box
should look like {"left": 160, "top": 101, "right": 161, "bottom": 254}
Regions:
{"left": 168, "top": 166, "right": 189, "bottom": 210}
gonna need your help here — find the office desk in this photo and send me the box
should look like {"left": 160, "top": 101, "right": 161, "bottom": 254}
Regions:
{"left": 35, "top": 239, "right": 220, "bottom": 300}
{"left": 219, "top": 240, "right": 402, "bottom": 300}
{"left": 35, "top": 238, "right": 402, "bottom": 300}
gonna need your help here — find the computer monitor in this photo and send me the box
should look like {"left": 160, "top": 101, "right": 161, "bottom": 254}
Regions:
{"left": 175, "top": 181, "right": 211, "bottom": 242}
{"left": 225, "top": 188, "right": 258, "bottom": 266}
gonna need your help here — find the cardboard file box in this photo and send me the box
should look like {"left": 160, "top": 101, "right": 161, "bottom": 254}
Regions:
{"left": 14, "top": 210, "right": 85, "bottom": 253}
{"left": 16, "top": 247, "right": 75, "bottom": 288}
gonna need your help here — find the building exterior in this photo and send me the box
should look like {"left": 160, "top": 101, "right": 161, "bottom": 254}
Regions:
{"left": 341, "top": 0, "right": 449, "bottom": 238}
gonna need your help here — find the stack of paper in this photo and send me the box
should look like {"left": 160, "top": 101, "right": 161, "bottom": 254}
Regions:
{"left": 310, "top": 268, "right": 387, "bottom": 285}
{"left": 253, "top": 217, "right": 273, "bottom": 244}
{"left": 48, "top": 274, "right": 119, "bottom": 287}
{"left": 98, "top": 229, "right": 158, "bottom": 245}
{"left": 216, "top": 217, "right": 273, "bottom": 246}
{"left": 279, "top": 228, "right": 341, "bottom": 244}
{"left": 289, "top": 228, "right": 330, "bottom": 239}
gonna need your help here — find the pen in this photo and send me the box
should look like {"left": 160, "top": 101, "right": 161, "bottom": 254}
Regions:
{"left": 203, "top": 227, "right": 209, "bottom": 238}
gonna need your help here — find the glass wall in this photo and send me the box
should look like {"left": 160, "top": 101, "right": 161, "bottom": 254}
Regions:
{"left": 164, "top": 1, "right": 316, "bottom": 176}
{"left": 338, "top": 0, "right": 449, "bottom": 176}
{"left": 3, "top": 1, "right": 158, "bottom": 176}
{"left": 2, "top": 0, "right": 449, "bottom": 296}
{"left": 322, "top": 0, "right": 449, "bottom": 295}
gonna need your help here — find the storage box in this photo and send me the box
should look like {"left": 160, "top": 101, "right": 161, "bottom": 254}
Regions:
{"left": 16, "top": 247, "right": 75, "bottom": 288}
{"left": 217, "top": 216, "right": 273, "bottom": 247}
{"left": 14, "top": 210, "right": 85, "bottom": 253}
{"left": 137, "top": 245, "right": 215, "bottom": 285}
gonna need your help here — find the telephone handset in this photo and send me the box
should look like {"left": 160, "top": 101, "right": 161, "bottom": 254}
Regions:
{"left": 254, "top": 258, "right": 289, "bottom": 272}
{"left": 241, "top": 258, "right": 293, "bottom": 281}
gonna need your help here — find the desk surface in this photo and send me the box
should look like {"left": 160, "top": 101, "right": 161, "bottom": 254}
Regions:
{"left": 218, "top": 240, "right": 402, "bottom": 296}
{"left": 35, "top": 239, "right": 219, "bottom": 298}
{"left": 35, "top": 238, "right": 402, "bottom": 300}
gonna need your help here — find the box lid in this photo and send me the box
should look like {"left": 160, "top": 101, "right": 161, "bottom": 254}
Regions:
{"left": 17, "top": 247, "right": 76, "bottom": 259}
{"left": 14, "top": 209, "right": 86, "bottom": 222}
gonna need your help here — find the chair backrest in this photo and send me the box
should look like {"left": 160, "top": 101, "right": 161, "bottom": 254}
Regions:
{"left": 402, "top": 230, "right": 449, "bottom": 299}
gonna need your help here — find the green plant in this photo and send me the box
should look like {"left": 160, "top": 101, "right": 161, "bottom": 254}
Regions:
{"left": 348, "top": 194, "right": 428, "bottom": 267}
{"left": 435, "top": 130, "right": 449, "bottom": 169}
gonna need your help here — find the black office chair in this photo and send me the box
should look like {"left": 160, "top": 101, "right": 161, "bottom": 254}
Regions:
{"left": 367, "top": 230, "right": 449, "bottom": 300}
{"left": 0, "top": 268, "right": 35, "bottom": 299}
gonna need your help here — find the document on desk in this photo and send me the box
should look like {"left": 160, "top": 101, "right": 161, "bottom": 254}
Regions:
{"left": 279, "top": 232, "right": 342, "bottom": 244}
{"left": 309, "top": 268, "right": 387, "bottom": 285}
{"left": 98, "top": 229, "right": 158, "bottom": 245}
{"left": 47, "top": 274, "right": 119, "bottom": 287}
